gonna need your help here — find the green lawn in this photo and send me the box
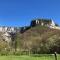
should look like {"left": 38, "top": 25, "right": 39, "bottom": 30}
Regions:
{"left": 0, "top": 54, "right": 60, "bottom": 60}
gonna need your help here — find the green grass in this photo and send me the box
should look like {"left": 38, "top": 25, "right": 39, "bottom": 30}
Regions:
{"left": 0, "top": 54, "right": 60, "bottom": 60}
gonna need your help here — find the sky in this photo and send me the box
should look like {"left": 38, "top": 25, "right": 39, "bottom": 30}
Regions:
{"left": 0, "top": 0, "right": 60, "bottom": 27}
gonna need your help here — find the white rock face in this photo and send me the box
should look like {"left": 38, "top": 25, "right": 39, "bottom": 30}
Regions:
{"left": 0, "top": 27, "right": 3, "bottom": 31}
{"left": 36, "top": 20, "right": 39, "bottom": 24}
{"left": 0, "top": 27, "right": 15, "bottom": 32}
{"left": 2, "top": 32, "right": 11, "bottom": 42}
{"left": 41, "top": 22, "right": 44, "bottom": 26}
{"left": 0, "top": 26, "right": 16, "bottom": 43}
{"left": 51, "top": 20, "right": 55, "bottom": 27}
{"left": 0, "top": 26, "right": 17, "bottom": 43}
{"left": 50, "top": 26, "right": 60, "bottom": 30}
{"left": 49, "top": 20, "right": 60, "bottom": 30}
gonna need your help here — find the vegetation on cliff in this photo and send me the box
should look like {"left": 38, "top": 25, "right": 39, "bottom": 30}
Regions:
{"left": 0, "top": 25, "right": 60, "bottom": 55}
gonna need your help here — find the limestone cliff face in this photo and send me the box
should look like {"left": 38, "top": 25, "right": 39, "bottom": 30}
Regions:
{"left": 0, "top": 27, "right": 16, "bottom": 33}
{"left": 2, "top": 32, "right": 11, "bottom": 42}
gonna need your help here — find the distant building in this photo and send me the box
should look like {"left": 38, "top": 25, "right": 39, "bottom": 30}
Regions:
{"left": 30, "top": 19, "right": 55, "bottom": 27}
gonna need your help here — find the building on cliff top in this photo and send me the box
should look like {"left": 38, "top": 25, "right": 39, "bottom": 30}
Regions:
{"left": 30, "top": 19, "right": 55, "bottom": 27}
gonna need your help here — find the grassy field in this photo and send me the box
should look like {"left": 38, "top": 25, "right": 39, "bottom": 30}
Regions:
{"left": 0, "top": 54, "right": 60, "bottom": 60}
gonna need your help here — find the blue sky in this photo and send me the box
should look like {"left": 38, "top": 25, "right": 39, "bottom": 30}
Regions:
{"left": 0, "top": 0, "right": 60, "bottom": 27}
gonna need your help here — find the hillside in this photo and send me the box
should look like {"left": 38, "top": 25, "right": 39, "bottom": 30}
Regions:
{"left": 0, "top": 25, "right": 60, "bottom": 54}
{"left": 21, "top": 25, "right": 60, "bottom": 40}
{"left": 19, "top": 25, "right": 60, "bottom": 53}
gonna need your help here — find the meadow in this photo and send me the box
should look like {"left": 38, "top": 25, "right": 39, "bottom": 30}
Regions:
{"left": 0, "top": 54, "right": 60, "bottom": 60}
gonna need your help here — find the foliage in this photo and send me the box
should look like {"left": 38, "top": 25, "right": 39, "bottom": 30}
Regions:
{"left": 0, "top": 25, "right": 60, "bottom": 55}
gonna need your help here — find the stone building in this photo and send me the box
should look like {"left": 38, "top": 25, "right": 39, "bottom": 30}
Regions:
{"left": 30, "top": 19, "right": 55, "bottom": 27}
